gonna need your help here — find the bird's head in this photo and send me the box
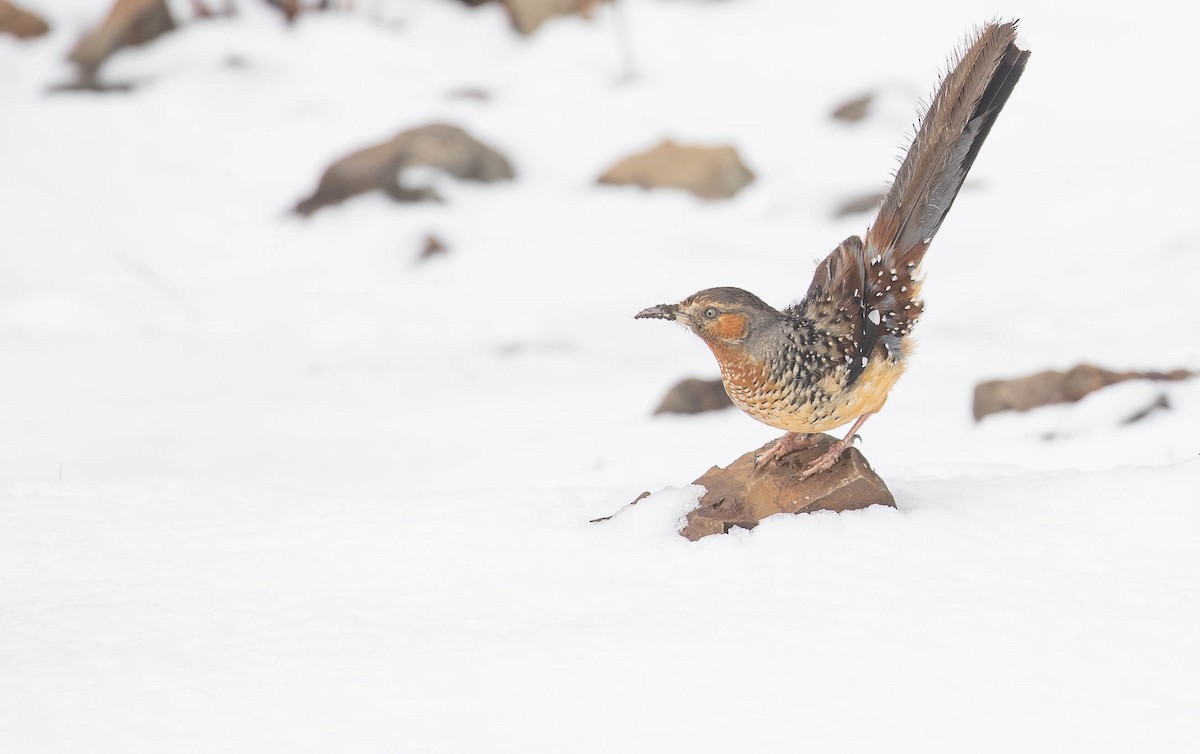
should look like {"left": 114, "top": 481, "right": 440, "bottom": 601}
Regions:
{"left": 635, "top": 287, "right": 782, "bottom": 348}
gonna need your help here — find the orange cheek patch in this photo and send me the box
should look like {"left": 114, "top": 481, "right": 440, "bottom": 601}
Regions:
{"left": 707, "top": 313, "right": 748, "bottom": 342}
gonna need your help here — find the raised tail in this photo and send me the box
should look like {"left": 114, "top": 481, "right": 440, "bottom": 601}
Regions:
{"left": 867, "top": 21, "right": 1029, "bottom": 260}
{"left": 792, "top": 22, "right": 1027, "bottom": 384}
{"left": 844, "top": 21, "right": 1028, "bottom": 361}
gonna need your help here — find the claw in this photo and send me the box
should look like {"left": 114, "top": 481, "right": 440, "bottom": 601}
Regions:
{"left": 788, "top": 440, "right": 849, "bottom": 482}
{"left": 783, "top": 414, "right": 873, "bottom": 481}
{"left": 754, "top": 432, "right": 818, "bottom": 469}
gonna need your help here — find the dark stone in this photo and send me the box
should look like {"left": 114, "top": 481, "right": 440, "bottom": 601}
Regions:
{"left": 417, "top": 233, "right": 449, "bottom": 261}
{"left": 293, "top": 123, "right": 515, "bottom": 217}
{"left": 681, "top": 435, "right": 895, "bottom": 541}
{"left": 973, "top": 364, "right": 1194, "bottom": 421}
{"left": 652, "top": 377, "right": 731, "bottom": 415}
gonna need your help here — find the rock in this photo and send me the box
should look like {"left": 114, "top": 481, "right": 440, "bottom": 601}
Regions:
{"left": 831, "top": 93, "right": 873, "bottom": 123}
{"left": 264, "top": 0, "right": 301, "bottom": 24}
{"left": 972, "top": 364, "right": 1194, "bottom": 421}
{"left": 417, "top": 233, "right": 449, "bottom": 261}
{"left": 681, "top": 435, "right": 895, "bottom": 540}
{"left": 502, "top": 0, "right": 607, "bottom": 36}
{"left": 0, "top": 0, "right": 50, "bottom": 39}
{"left": 652, "top": 377, "right": 731, "bottom": 415}
{"left": 833, "top": 191, "right": 883, "bottom": 218}
{"left": 447, "top": 86, "right": 492, "bottom": 102}
{"left": 68, "top": 0, "right": 176, "bottom": 82}
{"left": 597, "top": 139, "right": 755, "bottom": 200}
{"left": 293, "top": 123, "right": 515, "bottom": 217}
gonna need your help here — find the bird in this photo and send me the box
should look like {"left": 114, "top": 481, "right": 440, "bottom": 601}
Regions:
{"left": 636, "top": 22, "right": 1030, "bottom": 480}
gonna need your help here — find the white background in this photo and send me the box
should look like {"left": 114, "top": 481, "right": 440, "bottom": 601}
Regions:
{"left": 2, "top": 1, "right": 1198, "bottom": 751}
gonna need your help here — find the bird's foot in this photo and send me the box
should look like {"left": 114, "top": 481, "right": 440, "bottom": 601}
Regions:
{"left": 754, "top": 432, "right": 819, "bottom": 469}
{"left": 788, "top": 438, "right": 853, "bottom": 482}
{"left": 788, "top": 413, "right": 872, "bottom": 481}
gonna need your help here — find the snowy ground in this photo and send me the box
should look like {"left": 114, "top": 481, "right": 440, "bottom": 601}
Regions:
{"left": 2, "top": 1, "right": 1199, "bottom": 751}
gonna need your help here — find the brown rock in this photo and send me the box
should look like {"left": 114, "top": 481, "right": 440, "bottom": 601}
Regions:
{"left": 597, "top": 139, "right": 755, "bottom": 200}
{"left": 502, "top": 0, "right": 608, "bottom": 35}
{"left": 68, "top": 0, "right": 176, "bottom": 81}
{"left": 293, "top": 123, "right": 515, "bottom": 217}
{"left": 417, "top": 233, "right": 449, "bottom": 261}
{"left": 652, "top": 377, "right": 731, "bottom": 415}
{"left": 831, "top": 93, "right": 873, "bottom": 123}
{"left": 973, "top": 363, "right": 1194, "bottom": 421}
{"left": 833, "top": 191, "right": 883, "bottom": 218}
{"left": 0, "top": 0, "right": 50, "bottom": 39}
{"left": 681, "top": 435, "right": 895, "bottom": 540}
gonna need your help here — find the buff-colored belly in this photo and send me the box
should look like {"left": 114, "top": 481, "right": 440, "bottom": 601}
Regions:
{"left": 724, "top": 353, "right": 908, "bottom": 433}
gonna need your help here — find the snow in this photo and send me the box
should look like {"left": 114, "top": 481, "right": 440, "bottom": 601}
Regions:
{"left": 2, "top": 0, "right": 1199, "bottom": 750}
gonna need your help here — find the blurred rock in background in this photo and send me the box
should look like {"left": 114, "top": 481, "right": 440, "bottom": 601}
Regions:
{"left": 832, "top": 191, "right": 883, "bottom": 218}
{"left": 446, "top": 86, "right": 493, "bottom": 102}
{"left": 417, "top": 233, "right": 450, "bottom": 262}
{"left": 0, "top": 0, "right": 49, "bottom": 39}
{"left": 652, "top": 377, "right": 731, "bottom": 415}
{"left": 67, "top": 0, "right": 176, "bottom": 86}
{"left": 598, "top": 139, "right": 755, "bottom": 200}
{"left": 830, "top": 92, "right": 873, "bottom": 123}
{"left": 293, "top": 123, "right": 515, "bottom": 217}
{"left": 503, "top": 0, "right": 610, "bottom": 36}
{"left": 973, "top": 364, "right": 1194, "bottom": 421}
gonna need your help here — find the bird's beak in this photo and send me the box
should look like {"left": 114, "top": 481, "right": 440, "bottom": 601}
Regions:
{"left": 634, "top": 303, "right": 680, "bottom": 321}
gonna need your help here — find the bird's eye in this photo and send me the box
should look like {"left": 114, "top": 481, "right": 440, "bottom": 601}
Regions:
{"left": 703, "top": 307, "right": 719, "bottom": 320}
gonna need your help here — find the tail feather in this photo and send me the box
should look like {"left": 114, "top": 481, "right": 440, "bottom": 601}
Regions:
{"left": 793, "top": 22, "right": 1028, "bottom": 380}
{"left": 856, "top": 21, "right": 1028, "bottom": 350}
{"left": 869, "top": 22, "right": 1030, "bottom": 257}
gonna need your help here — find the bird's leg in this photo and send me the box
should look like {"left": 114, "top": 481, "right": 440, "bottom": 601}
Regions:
{"left": 790, "top": 413, "right": 873, "bottom": 481}
{"left": 754, "top": 432, "right": 820, "bottom": 468}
